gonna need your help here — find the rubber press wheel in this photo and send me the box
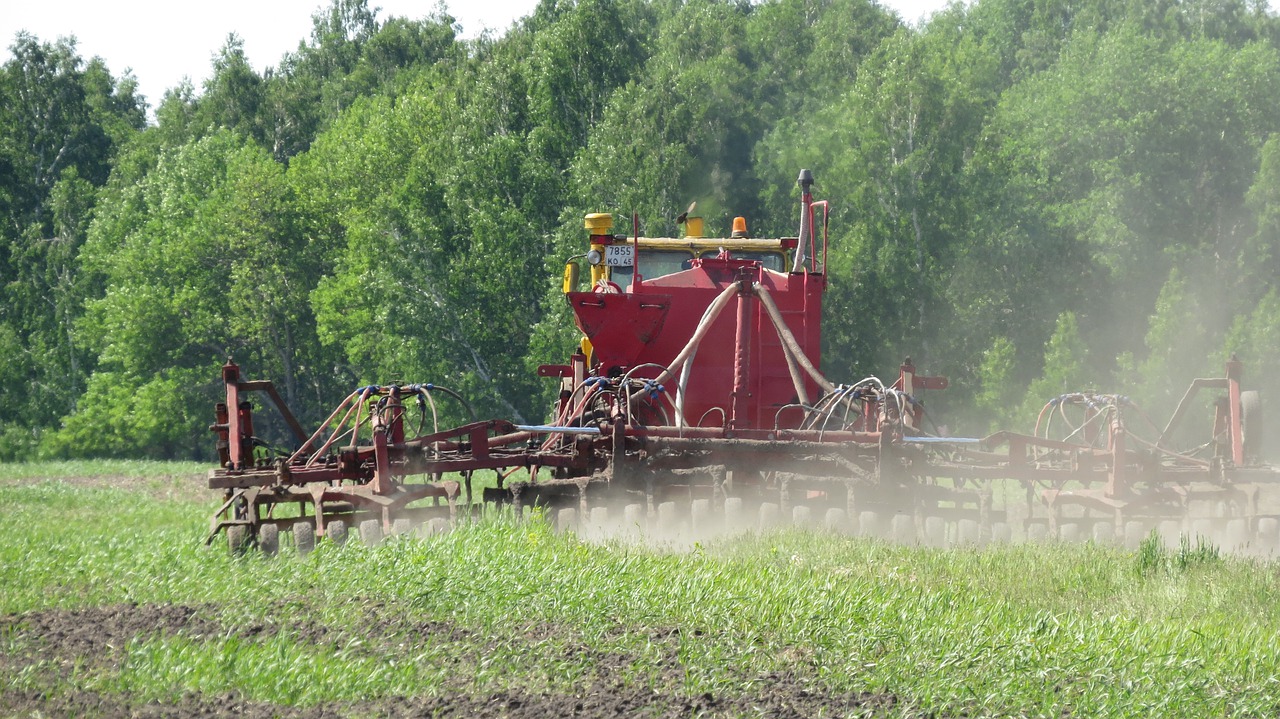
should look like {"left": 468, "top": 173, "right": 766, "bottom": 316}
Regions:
{"left": 359, "top": 519, "right": 384, "bottom": 547}
{"left": 226, "top": 525, "right": 250, "bottom": 556}
{"left": 758, "top": 502, "right": 781, "bottom": 531}
{"left": 557, "top": 507, "right": 578, "bottom": 532}
{"left": 824, "top": 508, "right": 848, "bottom": 533}
{"left": 690, "top": 499, "right": 712, "bottom": 534}
{"left": 258, "top": 524, "right": 279, "bottom": 557}
{"left": 293, "top": 521, "right": 316, "bottom": 556}
{"left": 923, "top": 516, "right": 946, "bottom": 547}
{"left": 326, "top": 519, "right": 349, "bottom": 546}
{"left": 723, "top": 498, "right": 744, "bottom": 529}
{"left": 624, "top": 504, "right": 645, "bottom": 535}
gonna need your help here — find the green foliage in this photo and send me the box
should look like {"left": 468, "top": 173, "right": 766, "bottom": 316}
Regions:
{"left": 983, "top": 27, "right": 1280, "bottom": 370}
{"left": 0, "top": 33, "right": 146, "bottom": 438}
{"left": 1022, "top": 312, "right": 1091, "bottom": 421}
{"left": 0, "top": 423, "right": 40, "bottom": 462}
{"left": 757, "top": 11, "right": 1003, "bottom": 381}
{"left": 1227, "top": 291, "right": 1280, "bottom": 386}
{"left": 42, "top": 369, "right": 208, "bottom": 459}
{"left": 1136, "top": 529, "right": 1222, "bottom": 577}
{"left": 296, "top": 87, "right": 537, "bottom": 422}
{"left": 975, "top": 336, "right": 1018, "bottom": 430}
{"left": 196, "top": 35, "right": 267, "bottom": 143}
{"left": 52, "top": 130, "right": 326, "bottom": 457}
{"left": 1135, "top": 269, "right": 1221, "bottom": 418}
{"left": 0, "top": 459, "right": 204, "bottom": 480}
{"left": 7, "top": 0, "right": 1280, "bottom": 457}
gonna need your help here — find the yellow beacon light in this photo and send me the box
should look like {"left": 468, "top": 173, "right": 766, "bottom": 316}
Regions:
{"left": 584, "top": 213, "right": 613, "bottom": 235}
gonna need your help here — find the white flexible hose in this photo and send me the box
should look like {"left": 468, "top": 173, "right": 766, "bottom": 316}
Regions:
{"left": 653, "top": 282, "right": 741, "bottom": 388}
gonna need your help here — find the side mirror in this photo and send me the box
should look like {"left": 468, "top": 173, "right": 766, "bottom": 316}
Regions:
{"left": 562, "top": 261, "right": 580, "bottom": 294}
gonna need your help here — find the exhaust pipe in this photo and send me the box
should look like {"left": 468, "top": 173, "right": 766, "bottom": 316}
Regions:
{"left": 792, "top": 169, "right": 815, "bottom": 272}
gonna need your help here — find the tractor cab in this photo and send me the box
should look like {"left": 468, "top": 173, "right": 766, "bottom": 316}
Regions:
{"left": 562, "top": 213, "right": 797, "bottom": 292}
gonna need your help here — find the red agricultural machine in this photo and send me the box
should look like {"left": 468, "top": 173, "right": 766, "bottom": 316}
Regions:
{"left": 207, "top": 170, "right": 1278, "bottom": 555}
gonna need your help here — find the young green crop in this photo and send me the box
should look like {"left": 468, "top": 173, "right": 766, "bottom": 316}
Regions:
{"left": 3, "top": 473, "right": 1280, "bottom": 717}
{"left": 0, "top": 460, "right": 207, "bottom": 482}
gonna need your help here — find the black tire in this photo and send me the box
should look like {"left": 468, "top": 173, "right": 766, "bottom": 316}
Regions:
{"left": 1242, "top": 390, "right": 1263, "bottom": 462}
{"left": 293, "top": 521, "right": 316, "bottom": 556}
{"left": 258, "top": 523, "right": 279, "bottom": 557}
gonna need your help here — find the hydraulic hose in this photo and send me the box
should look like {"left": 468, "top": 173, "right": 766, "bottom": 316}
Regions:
{"left": 409, "top": 384, "right": 476, "bottom": 423}
{"left": 751, "top": 285, "right": 810, "bottom": 407}
{"left": 754, "top": 283, "right": 835, "bottom": 395}
{"left": 652, "top": 282, "right": 742, "bottom": 390}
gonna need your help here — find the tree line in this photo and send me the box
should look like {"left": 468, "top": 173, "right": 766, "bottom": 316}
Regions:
{"left": 2, "top": 0, "right": 1279, "bottom": 460}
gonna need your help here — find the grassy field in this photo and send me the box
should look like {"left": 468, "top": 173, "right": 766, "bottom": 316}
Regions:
{"left": 3, "top": 462, "right": 1280, "bottom": 717}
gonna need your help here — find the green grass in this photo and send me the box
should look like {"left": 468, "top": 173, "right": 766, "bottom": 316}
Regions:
{"left": 0, "top": 459, "right": 206, "bottom": 481}
{"left": 3, "top": 474, "right": 1280, "bottom": 717}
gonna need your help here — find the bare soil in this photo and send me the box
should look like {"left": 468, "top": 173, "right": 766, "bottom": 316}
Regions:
{"left": 1, "top": 602, "right": 902, "bottom": 718}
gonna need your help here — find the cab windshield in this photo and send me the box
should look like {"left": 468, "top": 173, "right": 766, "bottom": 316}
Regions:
{"left": 698, "top": 250, "right": 786, "bottom": 272}
{"left": 609, "top": 248, "right": 788, "bottom": 284}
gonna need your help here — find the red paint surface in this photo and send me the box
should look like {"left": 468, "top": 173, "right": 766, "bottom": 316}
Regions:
{"left": 568, "top": 256, "right": 824, "bottom": 431}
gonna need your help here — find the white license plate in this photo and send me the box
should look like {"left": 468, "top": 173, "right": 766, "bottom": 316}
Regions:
{"left": 604, "top": 244, "right": 635, "bottom": 266}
